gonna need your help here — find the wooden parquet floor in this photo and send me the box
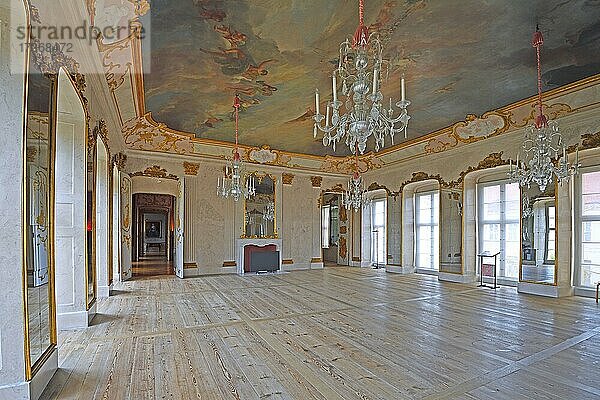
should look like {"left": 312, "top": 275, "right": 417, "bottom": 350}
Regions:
{"left": 40, "top": 268, "right": 600, "bottom": 399}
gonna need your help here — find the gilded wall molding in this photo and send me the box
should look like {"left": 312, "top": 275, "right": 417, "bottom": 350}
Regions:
{"left": 183, "top": 161, "right": 200, "bottom": 176}
{"left": 122, "top": 114, "right": 194, "bottom": 154}
{"left": 456, "top": 152, "right": 509, "bottom": 185}
{"left": 131, "top": 165, "right": 178, "bottom": 180}
{"left": 580, "top": 130, "right": 600, "bottom": 151}
{"left": 320, "top": 153, "right": 384, "bottom": 174}
{"left": 282, "top": 173, "right": 295, "bottom": 185}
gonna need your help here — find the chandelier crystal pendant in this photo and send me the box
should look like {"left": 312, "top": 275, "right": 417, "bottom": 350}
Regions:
{"left": 216, "top": 95, "right": 256, "bottom": 201}
{"left": 342, "top": 145, "right": 370, "bottom": 211}
{"left": 263, "top": 202, "right": 275, "bottom": 222}
{"left": 313, "top": 0, "right": 411, "bottom": 155}
{"left": 508, "top": 26, "right": 579, "bottom": 192}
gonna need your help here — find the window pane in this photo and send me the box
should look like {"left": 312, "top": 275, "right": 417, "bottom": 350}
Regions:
{"left": 483, "top": 224, "right": 500, "bottom": 242}
{"left": 548, "top": 206, "right": 556, "bottom": 229}
{"left": 505, "top": 182, "right": 520, "bottom": 201}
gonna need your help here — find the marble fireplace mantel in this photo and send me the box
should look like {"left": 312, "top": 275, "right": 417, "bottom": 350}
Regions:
{"left": 236, "top": 238, "right": 283, "bottom": 275}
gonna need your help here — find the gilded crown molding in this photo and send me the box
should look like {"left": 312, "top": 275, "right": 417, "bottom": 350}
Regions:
{"left": 131, "top": 165, "right": 178, "bottom": 180}
{"left": 183, "top": 161, "right": 200, "bottom": 176}
{"left": 310, "top": 176, "right": 323, "bottom": 187}
{"left": 282, "top": 173, "right": 295, "bottom": 185}
{"left": 320, "top": 153, "right": 383, "bottom": 174}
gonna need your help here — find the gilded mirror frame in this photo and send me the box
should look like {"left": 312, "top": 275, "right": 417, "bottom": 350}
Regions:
{"left": 21, "top": 49, "right": 58, "bottom": 380}
{"left": 241, "top": 171, "right": 278, "bottom": 239}
{"left": 519, "top": 180, "right": 559, "bottom": 286}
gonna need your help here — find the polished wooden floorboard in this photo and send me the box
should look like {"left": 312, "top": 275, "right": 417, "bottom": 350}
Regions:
{"left": 41, "top": 268, "right": 600, "bottom": 400}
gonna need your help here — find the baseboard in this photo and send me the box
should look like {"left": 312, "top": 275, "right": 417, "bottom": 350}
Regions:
{"left": 282, "top": 263, "right": 310, "bottom": 271}
{"left": 310, "top": 262, "right": 324, "bottom": 269}
{"left": 57, "top": 309, "right": 89, "bottom": 330}
{"left": 98, "top": 284, "right": 112, "bottom": 299}
{"left": 386, "top": 265, "right": 415, "bottom": 274}
{"left": 517, "top": 282, "right": 574, "bottom": 298}
{"left": 183, "top": 267, "right": 199, "bottom": 277}
{"left": 438, "top": 272, "right": 478, "bottom": 283}
{"left": 0, "top": 347, "right": 58, "bottom": 400}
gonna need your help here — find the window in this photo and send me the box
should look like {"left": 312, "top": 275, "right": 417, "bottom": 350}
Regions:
{"left": 415, "top": 191, "right": 439, "bottom": 270}
{"left": 579, "top": 171, "right": 600, "bottom": 287}
{"left": 370, "top": 198, "right": 386, "bottom": 266}
{"left": 321, "top": 205, "right": 330, "bottom": 248}
{"left": 477, "top": 181, "right": 520, "bottom": 279}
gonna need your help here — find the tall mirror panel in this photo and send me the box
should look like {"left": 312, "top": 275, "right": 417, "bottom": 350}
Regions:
{"left": 24, "top": 58, "right": 57, "bottom": 376}
{"left": 520, "top": 182, "right": 557, "bottom": 285}
{"left": 439, "top": 188, "right": 463, "bottom": 274}
{"left": 86, "top": 131, "right": 97, "bottom": 306}
{"left": 244, "top": 173, "right": 277, "bottom": 238}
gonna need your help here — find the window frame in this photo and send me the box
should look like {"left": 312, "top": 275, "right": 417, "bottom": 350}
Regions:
{"left": 415, "top": 190, "right": 439, "bottom": 271}
{"left": 476, "top": 179, "right": 520, "bottom": 279}
{"left": 575, "top": 167, "right": 600, "bottom": 288}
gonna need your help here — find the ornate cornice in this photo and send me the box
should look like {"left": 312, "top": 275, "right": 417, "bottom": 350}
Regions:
{"left": 131, "top": 165, "right": 178, "bottom": 180}
{"left": 456, "top": 152, "right": 509, "bottom": 185}
{"left": 94, "top": 119, "right": 109, "bottom": 148}
{"left": 282, "top": 173, "right": 295, "bottom": 185}
{"left": 183, "top": 161, "right": 200, "bottom": 176}
{"left": 580, "top": 130, "right": 600, "bottom": 151}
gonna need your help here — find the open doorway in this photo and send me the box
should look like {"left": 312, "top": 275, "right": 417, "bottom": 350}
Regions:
{"left": 321, "top": 192, "right": 347, "bottom": 267}
{"left": 132, "top": 193, "right": 176, "bottom": 277}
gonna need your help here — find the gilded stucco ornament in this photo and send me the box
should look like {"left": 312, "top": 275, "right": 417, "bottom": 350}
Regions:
{"left": 245, "top": 145, "right": 291, "bottom": 166}
{"left": 183, "top": 161, "right": 200, "bottom": 176}
{"left": 122, "top": 114, "right": 194, "bottom": 154}
{"left": 320, "top": 153, "right": 383, "bottom": 174}
{"left": 310, "top": 176, "right": 323, "bottom": 187}
{"left": 113, "top": 152, "right": 127, "bottom": 171}
{"left": 131, "top": 165, "right": 178, "bottom": 180}
{"left": 282, "top": 173, "right": 295, "bottom": 185}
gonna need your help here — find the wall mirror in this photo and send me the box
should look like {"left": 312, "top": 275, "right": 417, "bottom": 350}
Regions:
{"left": 439, "top": 188, "right": 463, "bottom": 274}
{"left": 387, "top": 194, "right": 402, "bottom": 267}
{"left": 243, "top": 173, "right": 277, "bottom": 238}
{"left": 321, "top": 192, "right": 341, "bottom": 264}
{"left": 24, "top": 59, "right": 57, "bottom": 376}
{"left": 520, "top": 182, "right": 557, "bottom": 285}
{"left": 86, "top": 129, "right": 97, "bottom": 306}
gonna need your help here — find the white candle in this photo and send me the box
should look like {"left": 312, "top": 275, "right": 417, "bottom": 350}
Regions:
{"left": 516, "top": 153, "right": 519, "bottom": 170}
{"left": 372, "top": 68, "right": 378, "bottom": 96}
{"left": 576, "top": 147, "right": 579, "bottom": 165}
{"left": 326, "top": 104, "right": 330, "bottom": 127}
{"left": 509, "top": 159, "right": 512, "bottom": 173}
{"left": 332, "top": 73, "right": 338, "bottom": 103}
{"left": 401, "top": 75, "right": 406, "bottom": 101}
{"left": 315, "top": 89, "right": 320, "bottom": 115}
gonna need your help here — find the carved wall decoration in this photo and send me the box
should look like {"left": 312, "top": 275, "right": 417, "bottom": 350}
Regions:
{"left": 310, "top": 176, "right": 323, "bottom": 188}
{"left": 131, "top": 165, "right": 178, "bottom": 180}
{"left": 282, "top": 173, "right": 294, "bottom": 185}
{"left": 320, "top": 153, "right": 384, "bottom": 174}
{"left": 183, "top": 161, "right": 200, "bottom": 175}
{"left": 94, "top": 119, "right": 110, "bottom": 149}
{"left": 339, "top": 205, "right": 348, "bottom": 223}
{"left": 456, "top": 152, "right": 509, "bottom": 185}
{"left": 424, "top": 133, "right": 458, "bottom": 154}
{"left": 453, "top": 112, "right": 510, "bottom": 143}
{"left": 580, "top": 130, "right": 600, "bottom": 151}
{"left": 400, "top": 172, "right": 448, "bottom": 191}
{"left": 509, "top": 103, "right": 573, "bottom": 128}
{"left": 339, "top": 226, "right": 347, "bottom": 234}
{"left": 30, "top": 5, "right": 41, "bottom": 23}
{"left": 135, "top": 193, "right": 173, "bottom": 208}
{"left": 245, "top": 145, "right": 291, "bottom": 166}
{"left": 96, "top": 33, "right": 136, "bottom": 91}
{"left": 26, "top": 147, "right": 38, "bottom": 163}
{"left": 122, "top": 114, "right": 194, "bottom": 154}
{"left": 339, "top": 237, "right": 347, "bottom": 260}
{"left": 113, "top": 152, "right": 127, "bottom": 171}
{"left": 367, "top": 182, "right": 400, "bottom": 198}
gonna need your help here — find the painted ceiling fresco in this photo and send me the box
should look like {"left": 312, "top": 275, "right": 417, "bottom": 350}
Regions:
{"left": 143, "top": 0, "right": 600, "bottom": 156}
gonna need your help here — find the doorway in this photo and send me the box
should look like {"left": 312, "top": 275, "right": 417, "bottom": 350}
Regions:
{"left": 132, "top": 193, "right": 176, "bottom": 277}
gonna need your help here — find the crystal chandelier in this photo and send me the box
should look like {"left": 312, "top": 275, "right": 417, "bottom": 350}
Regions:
{"left": 342, "top": 145, "right": 370, "bottom": 211}
{"left": 263, "top": 202, "right": 275, "bottom": 221}
{"left": 508, "top": 26, "right": 579, "bottom": 192}
{"left": 313, "top": 0, "right": 410, "bottom": 154}
{"left": 216, "top": 95, "right": 256, "bottom": 201}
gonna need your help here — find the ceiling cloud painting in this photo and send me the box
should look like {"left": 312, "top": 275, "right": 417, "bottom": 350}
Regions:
{"left": 143, "top": 0, "right": 600, "bottom": 156}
